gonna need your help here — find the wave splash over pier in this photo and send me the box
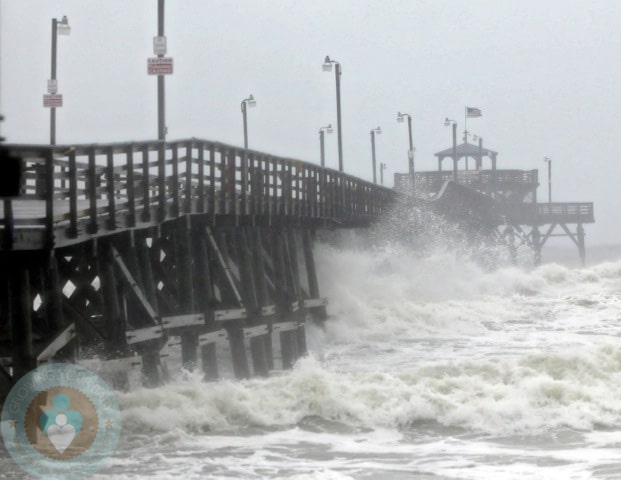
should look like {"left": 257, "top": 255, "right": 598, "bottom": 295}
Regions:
{"left": 89, "top": 236, "right": 620, "bottom": 480}
{"left": 4, "top": 236, "right": 617, "bottom": 479}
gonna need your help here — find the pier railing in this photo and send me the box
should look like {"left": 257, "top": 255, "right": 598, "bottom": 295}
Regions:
{"left": 395, "top": 169, "right": 538, "bottom": 193}
{"left": 501, "top": 202, "right": 595, "bottom": 224}
{"left": 2, "top": 139, "right": 397, "bottom": 249}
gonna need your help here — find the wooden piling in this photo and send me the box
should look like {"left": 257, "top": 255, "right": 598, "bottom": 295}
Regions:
{"left": 217, "top": 230, "right": 250, "bottom": 379}
{"left": 176, "top": 218, "right": 198, "bottom": 370}
{"left": 577, "top": 223, "right": 586, "bottom": 266}
{"left": 194, "top": 228, "right": 219, "bottom": 380}
{"left": 98, "top": 242, "right": 129, "bottom": 391}
{"left": 11, "top": 262, "right": 34, "bottom": 380}
{"left": 272, "top": 231, "right": 296, "bottom": 369}
{"left": 252, "top": 229, "right": 274, "bottom": 370}
{"left": 237, "top": 228, "right": 268, "bottom": 377}
{"left": 302, "top": 229, "right": 327, "bottom": 321}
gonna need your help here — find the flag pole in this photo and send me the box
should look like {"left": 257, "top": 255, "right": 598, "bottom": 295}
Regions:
{"left": 464, "top": 106, "right": 468, "bottom": 143}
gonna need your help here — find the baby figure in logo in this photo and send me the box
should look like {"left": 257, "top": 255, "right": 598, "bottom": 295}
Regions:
{"left": 39, "top": 393, "right": 83, "bottom": 454}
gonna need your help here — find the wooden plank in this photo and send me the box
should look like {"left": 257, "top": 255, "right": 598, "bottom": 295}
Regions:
{"left": 243, "top": 324, "right": 268, "bottom": 339}
{"left": 214, "top": 308, "right": 247, "bottom": 321}
{"left": 126, "top": 325, "right": 164, "bottom": 345}
{"left": 111, "top": 247, "right": 160, "bottom": 323}
{"left": 198, "top": 329, "right": 227, "bottom": 346}
{"left": 37, "top": 323, "right": 76, "bottom": 363}
{"left": 162, "top": 313, "right": 204, "bottom": 329}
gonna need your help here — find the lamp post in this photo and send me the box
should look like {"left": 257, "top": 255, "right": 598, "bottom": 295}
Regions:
{"left": 370, "top": 126, "right": 381, "bottom": 184}
{"left": 322, "top": 56, "right": 343, "bottom": 172}
{"left": 473, "top": 134, "right": 484, "bottom": 170}
{"left": 241, "top": 95, "right": 257, "bottom": 150}
{"left": 544, "top": 156, "right": 552, "bottom": 203}
{"left": 380, "top": 163, "right": 388, "bottom": 186}
{"left": 156, "top": 0, "right": 166, "bottom": 140}
{"left": 444, "top": 118, "right": 457, "bottom": 181}
{"left": 397, "top": 112, "right": 414, "bottom": 177}
{"left": 319, "top": 124, "right": 333, "bottom": 167}
{"left": 49, "top": 15, "right": 70, "bottom": 145}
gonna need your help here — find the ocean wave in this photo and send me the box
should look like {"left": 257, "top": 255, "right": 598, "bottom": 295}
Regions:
{"left": 117, "top": 344, "right": 621, "bottom": 436}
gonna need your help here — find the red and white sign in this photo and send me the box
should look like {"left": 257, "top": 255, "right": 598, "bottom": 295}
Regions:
{"left": 147, "top": 57, "right": 173, "bottom": 75}
{"left": 43, "top": 94, "right": 63, "bottom": 108}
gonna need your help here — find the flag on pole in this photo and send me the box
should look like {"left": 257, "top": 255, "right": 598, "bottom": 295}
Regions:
{"left": 466, "top": 107, "right": 482, "bottom": 118}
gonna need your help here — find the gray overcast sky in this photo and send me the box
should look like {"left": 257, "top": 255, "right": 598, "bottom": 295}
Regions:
{"left": 1, "top": 1, "right": 619, "bottom": 245}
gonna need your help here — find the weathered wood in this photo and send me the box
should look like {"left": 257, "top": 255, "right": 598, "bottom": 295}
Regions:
{"left": 176, "top": 217, "right": 197, "bottom": 370}
{"left": 237, "top": 229, "right": 268, "bottom": 377}
{"left": 126, "top": 145, "right": 136, "bottom": 227}
{"left": 141, "top": 145, "right": 151, "bottom": 222}
{"left": 68, "top": 150, "right": 78, "bottom": 237}
{"left": 302, "top": 228, "right": 327, "bottom": 320}
{"left": 11, "top": 264, "right": 35, "bottom": 380}
{"left": 194, "top": 226, "right": 219, "bottom": 379}
{"left": 106, "top": 146, "right": 117, "bottom": 230}
{"left": 99, "top": 243, "right": 130, "bottom": 391}
{"left": 111, "top": 246, "right": 159, "bottom": 324}
{"left": 87, "top": 148, "right": 98, "bottom": 234}
{"left": 251, "top": 229, "right": 274, "bottom": 370}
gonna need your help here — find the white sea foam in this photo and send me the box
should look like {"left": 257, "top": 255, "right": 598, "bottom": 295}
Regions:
{"left": 107, "top": 240, "right": 621, "bottom": 479}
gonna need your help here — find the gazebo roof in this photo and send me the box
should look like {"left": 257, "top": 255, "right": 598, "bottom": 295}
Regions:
{"left": 434, "top": 142, "right": 498, "bottom": 158}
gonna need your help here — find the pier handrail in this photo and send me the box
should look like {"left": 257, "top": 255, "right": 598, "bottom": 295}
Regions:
{"left": 2, "top": 139, "right": 397, "bottom": 248}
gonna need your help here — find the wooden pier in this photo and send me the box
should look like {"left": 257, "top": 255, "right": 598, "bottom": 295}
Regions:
{"left": 0, "top": 136, "right": 594, "bottom": 400}
{"left": 0, "top": 139, "right": 395, "bottom": 398}
{"left": 395, "top": 141, "right": 595, "bottom": 265}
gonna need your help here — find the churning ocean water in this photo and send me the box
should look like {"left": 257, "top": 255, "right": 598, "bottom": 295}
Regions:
{"left": 2, "top": 240, "right": 621, "bottom": 479}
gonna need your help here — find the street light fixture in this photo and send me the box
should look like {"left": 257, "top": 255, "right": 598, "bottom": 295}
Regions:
{"left": 49, "top": 15, "right": 70, "bottom": 145}
{"left": 241, "top": 94, "right": 256, "bottom": 150}
{"left": 370, "top": 126, "right": 381, "bottom": 184}
{"left": 397, "top": 112, "right": 414, "bottom": 177}
{"left": 319, "top": 124, "right": 333, "bottom": 167}
{"left": 444, "top": 118, "right": 458, "bottom": 181}
{"left": 322, "top": 56, "right": 343, "bottom": 172}
{"left": 544, "top": 156, "right": 552, "bottom": 203}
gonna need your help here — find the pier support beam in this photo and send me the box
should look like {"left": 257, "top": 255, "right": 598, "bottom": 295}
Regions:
{"left": 577, "top": 223, "right": 586, "bottom": 266}
{"left": 302, "top": 229, "right": 327, "bottom": 320}
{"left": 214, "top": 230, "right": 250, "bottom": 379}
{"left": 237, "top": 229, "right": 268, "bottom": 377}
{"left": 99, "top": 243, "right": 130, "bottom": 391}
{"left": 252, "top": 229, "right": 274, "bottom": 370}
{"left": 531, "top": 226, "right": 542, "bottom": 266}
{"left": 177, "top": 219, "right": 198, "bottom": 370}
{"left": 11, "top": 264, "right": 35, "bottom": 381}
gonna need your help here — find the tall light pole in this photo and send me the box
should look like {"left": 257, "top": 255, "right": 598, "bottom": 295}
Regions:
{"left": 319, "top": 124, "right": 333, "bottom": 167}
{"left": 241, "top": 95, "right": 257, "bottom": 149}
{"left": 157, "top": 0, "right": 166, "bottom": 140}
{"left": 322, "top": 56, "right": 343, "bottom": 172}
{"left": 397, "top": 112, "right": 414, "bottom": 177}
{"left": 444, "top": 118, "right": 458, "bottom": 181}
{"left": 544, "top": 156, "right": 552, "bottom": 203}
{"left": 49, "top": 16, "right": 70, "bottom": 145}
{"left": 370, "top": 126, "right": 381, "bottom": 184}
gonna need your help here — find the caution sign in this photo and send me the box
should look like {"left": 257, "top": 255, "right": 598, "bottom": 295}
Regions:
{"left": 43, "top": 94, "right": 63, "bottom": 108}
{"left": 147, "top": 57, "right": 173, "bottom": 75}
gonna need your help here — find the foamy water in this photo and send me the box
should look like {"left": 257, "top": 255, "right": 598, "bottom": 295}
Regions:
{"left": 2, "top": 240, "right": 620, "bottom": 479}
